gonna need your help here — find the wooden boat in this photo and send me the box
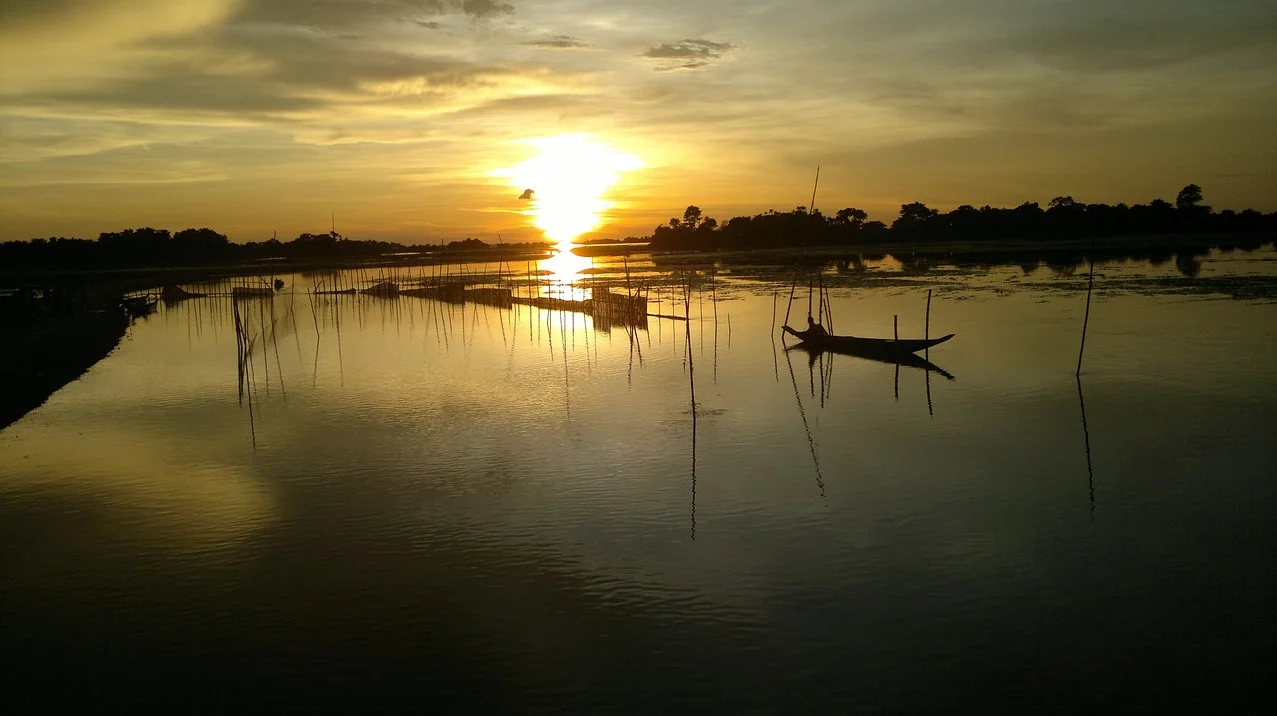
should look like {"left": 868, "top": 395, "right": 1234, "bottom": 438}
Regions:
{"left": 120, "top": 295, "right": 158, "bottom": 318}
{"left": 231, "top": 285, "right": 275, "bottom": 298}
{"left": 782, "top": 325, "right": 954, "bottom": 356}
{"left": 161, "top": 285, "right": 206, "bottom": 303}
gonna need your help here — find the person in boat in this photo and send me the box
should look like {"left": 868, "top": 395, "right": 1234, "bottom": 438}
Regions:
{"left": 806, "top": 315, "right": 829, "bottom": 338}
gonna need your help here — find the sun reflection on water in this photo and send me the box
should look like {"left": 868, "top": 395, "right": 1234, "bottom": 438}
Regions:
{"left": 537, "top": 249, "right": 594, "bottom": 301}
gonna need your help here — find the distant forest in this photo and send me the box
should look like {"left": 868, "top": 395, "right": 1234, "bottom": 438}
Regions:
{"left": 0, "top": 230, "right": 550, "bottom": 272}
{"left": 4, "top": 185, "right": 1274, "bottom": 272}
{"left": 647, "top": 185, "right": 1276, "bottom": 250}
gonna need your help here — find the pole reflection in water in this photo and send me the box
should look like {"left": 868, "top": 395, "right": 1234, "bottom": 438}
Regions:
{"left": 232, "top": 296, "right": 258, "bottom": 448}
{"left": 683, "top": 274, "right": 698, "bottom": 541}
{"left": 784, "top": 345, "right": 826, "bottom": 498}
{"left": 1077, "top": 374, "right": 1096, "bottom": 517}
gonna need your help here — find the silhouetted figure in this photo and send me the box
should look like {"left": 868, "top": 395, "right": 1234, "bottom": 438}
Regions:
{"left": 806, "top": 315, "right": 828, "bottom": 337}
{"left": 519, "top": 188, "right": 535, "bottom": 200}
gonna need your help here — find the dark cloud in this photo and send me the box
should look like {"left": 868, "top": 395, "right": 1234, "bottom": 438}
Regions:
{"left": 1009, "top": 0, "right": 1277, "bottom": 72}
{"left": 17, "top": 29, "right": 514, "bottom": 119}
{"left": 233, "top": 0, "right": 514, "bottom": 28}
{"left": 0, "top": 0, "right": 105, "bottom": 26}
{"left": 642, "top": 39, "right": 735, "bottom": 61}
{"left": 19, "top": 74, "right": 326, "bottom": 118}
{"left": 846, "top": 0, "right": 1277, "bottom": 74}
{"left": 3, "top": 0, "right": 532, "bottom": 120}
{"left": 641, "top": 38, "right": 736, "bottom": 72}
{"left": 522, "top": 35, "right": 589, "bottom": 50}
{"left": 460, "top": 0, "right": 514, "bottom": 19}
{"left": 212, "top": 30, "right": 494, "bottom": 92}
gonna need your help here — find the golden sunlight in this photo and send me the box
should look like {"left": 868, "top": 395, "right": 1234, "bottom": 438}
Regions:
{"left": 493, "top": 135, "right": 643, "bottom": 248}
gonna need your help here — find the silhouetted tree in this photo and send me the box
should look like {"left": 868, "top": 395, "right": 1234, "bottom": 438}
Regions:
{"left": 172, "top": 228, "right": 230, "bottom": 260}
{"left": 682, "top": 205, "right": 703, "bottom": 230}
{"left": 647, "top": 187, "right": 1274, "bottom": 252}
{"left": 1175, "top": 184, "right": 1212, "bottom": 232}
{"left": 892, "top": 202, "right": 941, "bottom": 236}
{"left": 834, "top": 207, "right": 868, "bottom": 227}
{"left": 1176, "top": 184, "right": 1204, "bottom": 211}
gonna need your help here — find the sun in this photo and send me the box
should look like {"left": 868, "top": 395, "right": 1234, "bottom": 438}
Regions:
{"left": 492, "top": 135, "right": 643, "bottom": 248}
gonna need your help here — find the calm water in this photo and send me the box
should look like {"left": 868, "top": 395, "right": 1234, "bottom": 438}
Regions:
{"left": 3, "top": 247, "right": 1276, "bottom": 712}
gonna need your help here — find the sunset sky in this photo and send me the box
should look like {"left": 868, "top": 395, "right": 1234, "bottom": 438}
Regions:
{"left": 2, "top": 0, "right": 1275, "bottom": 244}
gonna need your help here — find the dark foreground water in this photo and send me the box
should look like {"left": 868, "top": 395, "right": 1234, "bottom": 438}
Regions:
{"left": 3, "top": 248, "right": 1275, "bottom": 712}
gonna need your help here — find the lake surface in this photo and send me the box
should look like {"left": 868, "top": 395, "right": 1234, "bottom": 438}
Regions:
{"left": 3, "top": 246, "right": 1276, "bottom": 712}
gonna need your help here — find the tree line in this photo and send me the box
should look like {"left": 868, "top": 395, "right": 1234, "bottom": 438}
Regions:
{"left": 0, "top": 229, "right": 551, "bottom": 271}
{"left": 647, "top": 185, "right": 1276, "bottom": 251}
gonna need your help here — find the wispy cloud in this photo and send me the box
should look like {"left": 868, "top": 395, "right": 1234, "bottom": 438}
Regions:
{"left": 653, "top": 61, "right": 709, "bottom": 72}
{"left": 522, "top": 35, "right": 589, "bottom": 50}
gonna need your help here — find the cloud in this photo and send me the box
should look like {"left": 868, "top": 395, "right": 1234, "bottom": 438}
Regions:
{"left": 4, "top": 2, "right": 544, "bottom": 125}
{"left": 522, "top": 35, "right": 589, "bottom": 50}
{"left": 642, "top": 38, "right": 735, "bottom": 61}
{"left": 653, "top": 61, "right": 709, "bottom": 72}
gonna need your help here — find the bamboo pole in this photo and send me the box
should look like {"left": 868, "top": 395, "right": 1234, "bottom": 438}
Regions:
{"left": 781, "top": 166, "right": 822, "bottom": 331}
{"left": 816, "top": 273, "right": 823, "bottom": 324}
{"left": 925, "top": 289, "right": 932, "bottom": 341}
{"left": 1076, "top": 240, "right": 1096, "bottom": 376}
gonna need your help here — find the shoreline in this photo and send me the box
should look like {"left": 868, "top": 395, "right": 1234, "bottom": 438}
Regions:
{"left": 588, "top": 231, "right": 1276, "bottom": 260}
{"left": 0, "top": 248, "right": 554, "bottom": 289}
{"left": 4, "top": 232, "right": 1273, "bottom": 284}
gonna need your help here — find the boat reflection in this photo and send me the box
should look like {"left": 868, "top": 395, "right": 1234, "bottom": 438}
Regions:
{"left": 785, "top": 342, "right": 956, "bottom": 381}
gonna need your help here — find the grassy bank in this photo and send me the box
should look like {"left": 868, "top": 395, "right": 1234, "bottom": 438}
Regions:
{"left": 0, "top": 307, "right": 130, "bottom": 431}
{"left": 0, "top": 247, "right": 554, "bottom": 291}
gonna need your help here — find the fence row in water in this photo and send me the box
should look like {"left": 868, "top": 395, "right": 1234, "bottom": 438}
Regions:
{"left": 304, "top": 268, "right": 669, "bottom": 332}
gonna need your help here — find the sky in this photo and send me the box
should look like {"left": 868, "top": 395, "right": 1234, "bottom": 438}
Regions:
{"left": 1, "top": 0, "right": 1275, "bottom": 244}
